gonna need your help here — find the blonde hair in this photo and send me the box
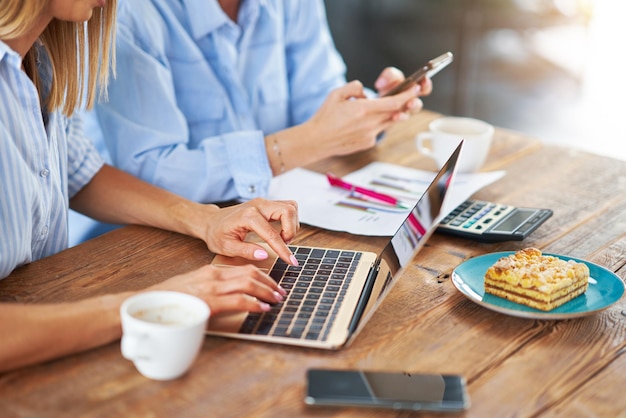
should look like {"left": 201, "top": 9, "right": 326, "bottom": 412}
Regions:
{"left": 0, "top": 0, "right": 117, "bottom": 116}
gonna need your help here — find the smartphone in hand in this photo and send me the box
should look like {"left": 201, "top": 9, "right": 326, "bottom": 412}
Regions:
{"left": 383, "top": 51, "right": 453, "bottom": 97}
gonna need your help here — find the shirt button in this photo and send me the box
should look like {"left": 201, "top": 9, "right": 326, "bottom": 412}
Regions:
{"left": 40, "top": 168, "right": 50, "bottom": 177}
{"left": 248, "top": 185, "right": 256, "bottom": 194}
{"left": 41, "top": 226, "right": 49, "bottom": 236}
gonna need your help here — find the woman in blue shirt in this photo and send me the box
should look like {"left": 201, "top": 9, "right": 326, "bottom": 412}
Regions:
{"left": 0, "top": 0, "right": 299, "bottom": 372}
{"left": 86, "top": 0, "right": 429, "bottom": 205}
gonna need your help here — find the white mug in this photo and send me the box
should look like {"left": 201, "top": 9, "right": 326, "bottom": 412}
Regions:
{"left": 416, "top": 116, "right": 494, "bottom": 173}
{"left": 120, "top": 291, "right": 210, "bottom": 380}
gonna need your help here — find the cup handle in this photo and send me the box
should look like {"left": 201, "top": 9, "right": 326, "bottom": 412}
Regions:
{"left": 416, "top": 132, "right": 434, "bottom": 156}
{"left": 121, "top": 333, "right": 150, "bottom": 361}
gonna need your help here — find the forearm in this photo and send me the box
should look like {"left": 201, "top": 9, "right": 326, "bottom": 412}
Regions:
{"left": 70, "top": 165, "right": 216, "bottom": 241}
{"left": 0, "top": 293, "right": 131, "bottom": 372}
{"left": 265, "top": 122, "right": 329, "bottom": 174}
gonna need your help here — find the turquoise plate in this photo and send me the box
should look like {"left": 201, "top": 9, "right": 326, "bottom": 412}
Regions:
{"left": 451, "top": 252, "right": 625, "bottom": 319}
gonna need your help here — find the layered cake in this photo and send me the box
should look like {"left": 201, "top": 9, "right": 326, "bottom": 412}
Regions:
{"left": 484, "top": 248, "right": 589, "bottom": 311}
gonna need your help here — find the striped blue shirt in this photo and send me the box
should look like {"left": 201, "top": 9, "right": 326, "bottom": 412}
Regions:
{"left": 0, "top": 40, "right": 104, "bottom": 279}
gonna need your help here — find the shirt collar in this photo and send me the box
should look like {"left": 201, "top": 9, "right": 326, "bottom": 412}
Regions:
{"left": 183, "top": 0, "right": 266, "bottom": 40}
{"left": 0, "top": 39, "right": 22, "bottom": 69}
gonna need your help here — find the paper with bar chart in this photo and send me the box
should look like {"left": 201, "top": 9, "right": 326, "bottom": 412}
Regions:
{"left": 268, "top": 162, "right": 505, "bottom": 236}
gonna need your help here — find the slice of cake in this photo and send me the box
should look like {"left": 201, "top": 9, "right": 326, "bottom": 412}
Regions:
{"left": 484, "top": 248, "right": 589, "bottom": 311}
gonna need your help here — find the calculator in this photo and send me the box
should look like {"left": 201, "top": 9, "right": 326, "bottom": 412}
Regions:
{"left": 438, "top": 200, "right": 553, "bottom": 242}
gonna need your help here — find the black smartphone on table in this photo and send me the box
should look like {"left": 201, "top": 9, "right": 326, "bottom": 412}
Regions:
{"left": 383, "top": 51, "right": 453, "bottom": 97}
{"left": 305, "top": 368, "right": 469, "bottom": 412}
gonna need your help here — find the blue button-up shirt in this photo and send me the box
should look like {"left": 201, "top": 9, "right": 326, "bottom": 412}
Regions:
{"left": 87, "top": 0, "right": 346, "bottom": 203}
{"left": 0, "top": 41, "right": 104, "bottom": 278}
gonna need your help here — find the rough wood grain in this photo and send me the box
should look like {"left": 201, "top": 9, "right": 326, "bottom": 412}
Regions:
{"left": 1, "top": 110, "right": 624, "bottom": 418}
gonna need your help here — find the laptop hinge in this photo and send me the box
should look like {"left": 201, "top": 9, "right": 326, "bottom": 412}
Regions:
{"left": 347, "top": 260, "right": 380, "bottom": 335}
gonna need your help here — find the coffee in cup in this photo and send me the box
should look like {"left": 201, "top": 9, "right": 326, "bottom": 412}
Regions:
{"left": 120, "top": 291, "right": 210, "bottom": 380}
{"left": 416, "top": 116, "right": 494, "bottom": 173}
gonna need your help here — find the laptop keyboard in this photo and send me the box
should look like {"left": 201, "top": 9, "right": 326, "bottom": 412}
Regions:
{"left": 239, "top": 246, "right": 361, "bottom": 341}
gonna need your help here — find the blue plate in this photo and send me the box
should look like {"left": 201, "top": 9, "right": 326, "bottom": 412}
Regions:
{"left": 451, "top": 251, "right": 625, "bottom": 319}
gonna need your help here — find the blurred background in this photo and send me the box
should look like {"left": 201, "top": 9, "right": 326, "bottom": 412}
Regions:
{"left": 324, "top": 0, "right": 626, "bottom": 161}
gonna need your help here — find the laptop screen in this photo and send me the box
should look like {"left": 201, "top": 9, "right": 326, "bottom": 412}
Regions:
{"left": 382, "top": 141, "right": 460, "bottom": 275}
{"left": 358, "top": 140, "right": 462, "bottom": 320}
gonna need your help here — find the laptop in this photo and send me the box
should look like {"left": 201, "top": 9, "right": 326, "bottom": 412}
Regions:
{"left": 208, "top": 141, "right": 462, "bottom": 349}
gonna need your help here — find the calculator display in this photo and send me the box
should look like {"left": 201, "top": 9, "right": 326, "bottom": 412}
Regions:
{"left": 490, "top": 209, "right": 536, "bottom": 233}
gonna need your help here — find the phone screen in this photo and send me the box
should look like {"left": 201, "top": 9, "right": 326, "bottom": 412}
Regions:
{"left": 305, "top": 369, "right": 469, "bottom": 411}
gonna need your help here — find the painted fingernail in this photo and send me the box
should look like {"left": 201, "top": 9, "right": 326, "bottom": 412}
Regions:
{"left": 290, "top": 255, "right": 299, "bottom": 266}
{"left": 277, "top": 286, "right": 287, "bottom": 296}
{"left": 254, "top": 249, "right": 268, "bottom": 260}
{"left": 260, "top": 302, "right": 271, "bottom": 311}
{"left": 273, "top": 291, "right": 283, "bottom": 302}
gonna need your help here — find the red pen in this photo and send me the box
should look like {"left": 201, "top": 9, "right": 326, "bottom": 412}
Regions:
{"left": 326, "top": 173, "right": 407, "bottom": 208}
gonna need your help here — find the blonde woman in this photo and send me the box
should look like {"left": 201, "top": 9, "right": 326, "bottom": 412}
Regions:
{"left": 0, "top": 0, "right": 299, "bottom": 372}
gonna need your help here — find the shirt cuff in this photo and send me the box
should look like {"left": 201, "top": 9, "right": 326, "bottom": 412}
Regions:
{"left": 222, "top": 130, "right": 273, "bottom": 199}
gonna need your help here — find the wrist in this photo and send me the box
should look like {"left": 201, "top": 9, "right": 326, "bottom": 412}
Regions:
{"left": 265, "top": 124, "right": 326, "bottom": 174}
{"left": 296, "top": 119, "right": 334, "bottom": 161}
{"left": 268, "top": 133, "right": 286, "bottom": 175}
{"left": 171, "top": 200, "right": 220, "bottom": 241}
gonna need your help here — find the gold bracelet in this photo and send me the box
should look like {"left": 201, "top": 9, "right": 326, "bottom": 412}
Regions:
{"left": 272, "top": 134, "right": 286, "bottom": 174}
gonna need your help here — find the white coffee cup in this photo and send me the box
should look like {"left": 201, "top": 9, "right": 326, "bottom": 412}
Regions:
{"left": 416, "top": 116, "right": 494, "bottom": 173}
{"left": 120, "top": 291, "right": 210, "bottom": 380}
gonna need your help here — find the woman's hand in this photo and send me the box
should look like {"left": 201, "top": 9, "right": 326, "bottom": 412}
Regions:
{"left": 300, "top": 79, "right": 421, "bottom": 159}
{"left": 201, "top": 198, "right": 299, "bottom": 266}
{"left": 265, "top": 68, "right": 434, "bottom": 173}
{"left": 375, "top": 66, "right": 433, "bottom": 101}
{"left": 152, "top": 264, "right": 287, "bottom": 315}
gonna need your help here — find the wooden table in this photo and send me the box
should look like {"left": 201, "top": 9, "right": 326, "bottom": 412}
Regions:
{"left": 1, "top": 110, "right": 625, "bottom": 417}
